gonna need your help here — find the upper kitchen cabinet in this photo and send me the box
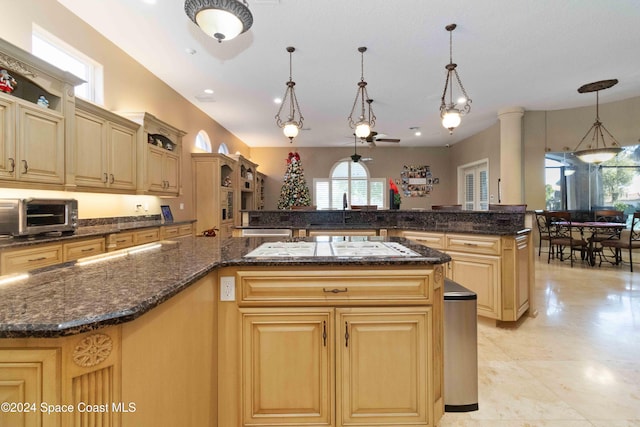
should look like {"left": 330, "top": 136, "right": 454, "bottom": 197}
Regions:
{"left": 0, "top": 38, "right": 83, "bottom": 188}
{"left": 73, "top": 98, "right": 139, "bottom": 192}
{"left": 120, "top": 112, "right": 186, "bottom": 197}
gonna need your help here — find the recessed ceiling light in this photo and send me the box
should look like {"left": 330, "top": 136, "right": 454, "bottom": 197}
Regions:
{"left": 415, "top": 131, "right": 422, "bottom": 136}
{"left": 204, "top": 89, "right": 214, "bottom": 94}
{"left": 274, "top": 97, "right": 282, "bottom": 104}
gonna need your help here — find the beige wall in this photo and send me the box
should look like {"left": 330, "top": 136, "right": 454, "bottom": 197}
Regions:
{"left": 249, "top": 146, "right": 455, "bottom": 210}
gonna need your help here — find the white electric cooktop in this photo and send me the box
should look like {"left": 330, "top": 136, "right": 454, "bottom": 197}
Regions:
{"left": 244, "top": 241, "right": 422, "bottom": 258}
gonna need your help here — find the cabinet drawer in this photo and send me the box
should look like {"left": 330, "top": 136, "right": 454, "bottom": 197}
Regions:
{"left": 445, "top": 234, "right": 501, "bottom": 255}
{"left": 402, "top": 231, "right": 445, "bottom": 249}
{"left": 134, "top": 228, "right": 160, "bottom": 245}
{"left": 107, "top": 232, "right": 135, "bottom": 251}
{"left": 178, "top": 224, "right": 193, "bottom": 236}
{"left": 63, "top": 237, "right": 106, "bottom": 261}
{"left": 161, "top": 225, "right": 180, "bottom": 238}
{"left": 1, "top": 244, "right": 63, "bottom": 275}
{"left": 237, "top": 269, "right": 434, "bottom": 306}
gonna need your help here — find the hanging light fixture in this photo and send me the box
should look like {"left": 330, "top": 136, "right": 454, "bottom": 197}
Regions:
{"left": 184, "top": 0, "right": 253, "bottom": 44}
{"left": 348, "top": 47, "right": 376, "bottom": 140}
{"left": 572, "top": 79, "right": 622, "bottom": 164}
{"left": 440, "top": 24, "right": 472, "bottom": 135}
{"left": 350, "top": 134, "right": 362, "bottom": 163}
{"left": 275, "top": 47, "right": 304, "bottom": 142}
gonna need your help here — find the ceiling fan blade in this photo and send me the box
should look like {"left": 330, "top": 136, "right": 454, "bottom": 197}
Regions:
{"left": 376, "top": 138, "right": 400, "bottom": 143}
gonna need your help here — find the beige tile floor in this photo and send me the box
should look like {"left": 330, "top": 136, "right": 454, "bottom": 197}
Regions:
{"left": 438, "top": 255, "right": 640, "bottom": 427}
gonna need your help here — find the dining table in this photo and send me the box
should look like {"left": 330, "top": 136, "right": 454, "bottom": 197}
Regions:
{"left": 568, "top": 221, "right": 627, "bottom": 266}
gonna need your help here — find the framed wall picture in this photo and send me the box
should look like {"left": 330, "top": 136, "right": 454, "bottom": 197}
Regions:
{"left": 160, "top": 205, "right": 174, "bottom": 223}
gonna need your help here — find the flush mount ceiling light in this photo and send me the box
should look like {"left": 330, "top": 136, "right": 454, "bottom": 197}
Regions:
{"left": 275, "top": 47, "right": 304, "bottom": 143}
{"left": 440, "top": 24, "right": 472, "bottom": 135}
{"left": 348, "top": 47, "right": 376, "bottom": 140}
{"left": 572, "top": 79, "right": 622, "bottom": 164}
{"left": 184, "top": 0, "right": 253, "bottom": 43}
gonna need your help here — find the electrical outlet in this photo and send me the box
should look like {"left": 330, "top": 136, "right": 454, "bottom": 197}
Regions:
{"left": 220, "top": 276, "right": 235, "bottom": 301}
{"left": 179, "top": 203, "right": 184, "bottom": 210}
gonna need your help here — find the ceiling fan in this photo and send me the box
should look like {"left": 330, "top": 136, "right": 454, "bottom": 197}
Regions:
{"left": 364, "top": 131, "right": 400, "bottom": 146}
{"left": 349, "top": 134, "right": 373, "bottom": 163}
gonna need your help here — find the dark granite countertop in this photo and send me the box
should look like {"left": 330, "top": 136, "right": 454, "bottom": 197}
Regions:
{"left": 240, "top": 209, "right": 529, "bottom": 235}
{"left": 0, "top": 235, "right": 449, "bottom": 339}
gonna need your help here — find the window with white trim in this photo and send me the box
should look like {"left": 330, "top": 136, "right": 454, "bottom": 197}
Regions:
{"left": 32, "top": 25, "right": 104, "bottom": 104}
{"left": 313, "top": 159, "right": 386, "bottom": 209}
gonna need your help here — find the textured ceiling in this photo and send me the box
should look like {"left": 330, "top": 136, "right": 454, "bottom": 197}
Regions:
{"left": 59, "top": 0, "right": 640, "bottom": 148}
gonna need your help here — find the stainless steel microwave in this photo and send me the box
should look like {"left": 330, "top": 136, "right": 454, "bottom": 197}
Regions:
{"left": 0, "top": 198, "right": 78, "bottom": 237}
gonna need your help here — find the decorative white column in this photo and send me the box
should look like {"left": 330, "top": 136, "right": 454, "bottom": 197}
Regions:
{"left": 497, "top": 107, "right": 525, "bottom": 204}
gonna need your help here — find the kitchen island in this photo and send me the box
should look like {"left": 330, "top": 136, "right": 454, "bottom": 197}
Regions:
{"left": 0, "top": 235, "right": 449, "bottom": 427}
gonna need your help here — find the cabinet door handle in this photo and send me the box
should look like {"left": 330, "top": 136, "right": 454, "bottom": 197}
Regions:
{"left": 116, "top": 239, "right": 127, "bottom": 243}
{"left": 21, "top": 160, "right": 28, "bottom": 173}
{"left": 463, "top": 242, "right": 478, "bottom": 247}
{"left": 322, "top": 321, "right": 327, "bottom": 347}
{"left": 81, "top": 248, "right": 95, "bottom": 252}
{"left": 110, "top": 174, "right": 115, "bottom": 184}
{"left": 323, "top": 287, "right": 348, "bottom": 294}
{"left": 103, "top": 173, "right": 108, "bottom": 183}
{"left": 8, "top": 158, "right": 15, "bottom": 173}
{"left": 344, "top": 321, "right": 350, "bottom": 347}
{"left": 28, "top": 256, "right": 47, "bottom": 262}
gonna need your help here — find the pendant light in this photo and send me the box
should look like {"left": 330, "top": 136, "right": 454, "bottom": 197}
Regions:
{"left": 350, "top": 134, "right": 362, "bottom": 163}
{"left": 440, "top": 24, "right": 472, "bottom": 135}
{"left": 348, "top": 47, "right": 376, "bottom": 140}
{"left": 275, "top": 47, "right": 304, "bottom": 142}
{"left": 184, "top": 0, "right": 253, "bottom": 43}
{"left": 572, "top": 79, "right": 622, "bottom": 164}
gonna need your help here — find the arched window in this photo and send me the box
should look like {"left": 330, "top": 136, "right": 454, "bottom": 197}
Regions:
{"left": 313, "top": 159, "right": 386, "bottom": 209}
{"left": 194, "top": 130, "right": 212, "bottom": 152}
{"left": 218, "top": 142, "right": 229, "bottom": 155}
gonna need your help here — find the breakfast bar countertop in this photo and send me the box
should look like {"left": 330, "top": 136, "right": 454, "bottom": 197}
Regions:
{"left": 0, "top": 235, "right": 449, "bottom": 339}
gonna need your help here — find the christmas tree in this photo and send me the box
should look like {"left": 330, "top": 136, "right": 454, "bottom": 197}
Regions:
{"left": 277, "top": 152, "right": 312, "bottom": 209}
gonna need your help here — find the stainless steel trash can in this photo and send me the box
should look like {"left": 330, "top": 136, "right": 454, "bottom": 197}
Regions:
{"left": 444, "top": 278, "right": 479, "bottom": 412}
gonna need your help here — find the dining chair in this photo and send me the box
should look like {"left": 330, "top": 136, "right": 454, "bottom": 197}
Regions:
{"left": 599, "top": 211, "right": 640, "bottom": 272}
{"left": 544, "top": 211, "right": 588, "bottom": 267}
{"left": 591, "top": 209, "right": 625, "bottom": 264}
{"left": 534, "top": 210, "right": 552, "bottom": 257}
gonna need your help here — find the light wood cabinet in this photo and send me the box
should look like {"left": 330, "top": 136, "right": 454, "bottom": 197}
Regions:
{"left": 192, "top": 153, "right": 238, "bottom": 239}
{"left": 0, "top": 349, "right": 59, "bottom": 427}
{"left": 106, "top": 227, "right": 160, "bottom": 251}
{"left": 63, "top": 237, "right": 106, "bottom": 262}
{"left": 15, "top": 103, "right": 65, "bottom": 185}
{"left": 120, "top": 112, "right": 185, "bottom": 197}
{"left": 229, "top": 154, "right": 259, "bottom": 224}
{"left": 0, "top": 38, "right": 82, "bottom": 190}
{"left": 0, "top": 243, "right": 63, "bottom": 275}
{"left": 160, "top": 223, "right": 193, "bottom": 239}
{"left": 403, "top": 230, "right": 532, "bottom": 321}
{"left": 74, "top": 99, "right": 138, "bottom": 192}
{"left": 219, "top": 266, "right": 443, "bottom": 427}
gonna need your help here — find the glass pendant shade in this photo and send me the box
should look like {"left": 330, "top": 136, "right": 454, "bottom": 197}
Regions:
{"left": 283, "top": 122, "right": 299, "bottom": 139}
{"left": 355, "top": 121, "right": 371, "bottom": 139}
{"left": 574, "top": 147, "right": 621, "bottom": 164}
{"left": 195, "top": 9, "right": 243, "bottom": 41}
{"left": 442, "top": 109, "right": 461, "bottom": 131}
